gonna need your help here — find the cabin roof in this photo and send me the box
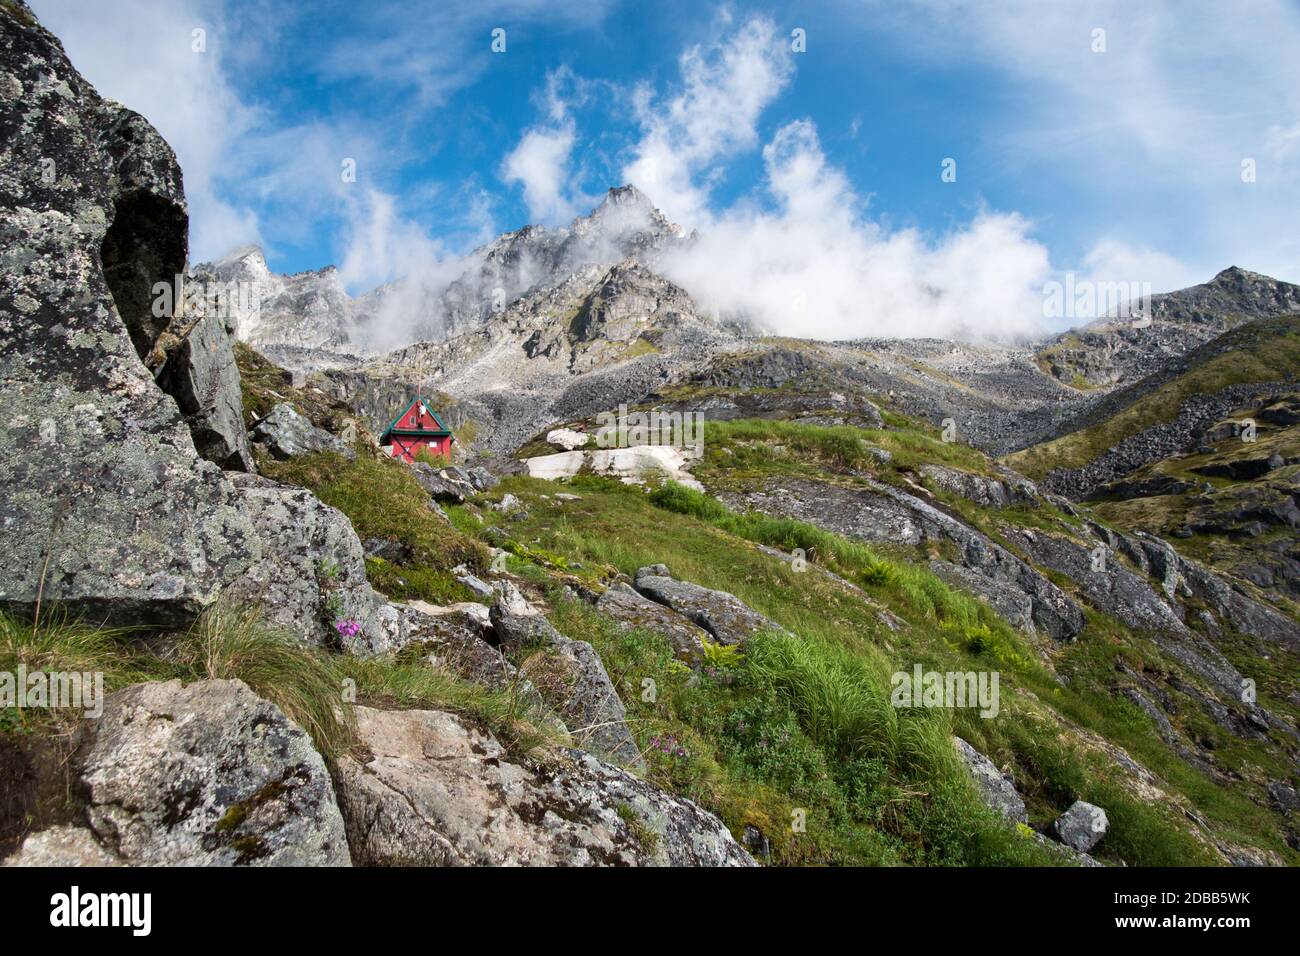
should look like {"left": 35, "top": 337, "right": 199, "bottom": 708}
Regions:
{"left": 379, "top": 396, "right": 455, "bottom": 442}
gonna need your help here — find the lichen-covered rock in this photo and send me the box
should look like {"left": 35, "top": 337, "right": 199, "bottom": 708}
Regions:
{"left": 334, "top": 706, "right": 755, "bottom": 866}
{"left": 491, "top": 603, "right": 643, "bottom": 769}
{"left": 79, "top": 679, "right": 350, "bottom": 866}
{"left": 250, "top": 402, "right": 353, "bottom": 460}
{"left": 0, "top": 4, "right": 259, "bottom": 624}
{"left": 632, "top": 564, "right": 785, "bottom": 647}
{"left": 596, "top": 581, "right": 708, "bottom": 662}
{"left": 370, "top": 601, "right": 518, "bottom": 693}
{"left": 224, "top": 473, "right": 378, "bottom": 650}
{"left": 1009, "top": 528, "right": 1258, "bottom": 701}
{"left": 1052, "top": 800, "right": 1109, "bottom": 853}
{"left": 953, "top": 737, "right": 1027, "bottom": 825}
{"left": 3, "top": 825, "right": 122, "bottom": 867}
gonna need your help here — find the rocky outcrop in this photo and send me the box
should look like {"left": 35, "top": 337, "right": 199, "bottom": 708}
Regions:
{"left": 1042, "top": 380, "right": 1294, "bottom": 500}
{"left": 155, "top": 310, "right": 255, "bottom": 472}
{"left": 633, "top": 564, "right": 786, "bottom": 646}
{"left": 0, "top": 5, "right": 260, "bottom": 624}
{"left": 76, "top": 679, "right": 350, "bottom": 866}
{"left": 1035, "top": 268, "right": 1300, "bottom": 392}
{"left": 919, "top": 464, "right": 1039, "bottom": 510}
{"left": 953, "top": 737, "right": 1027, "bottom": 825}
{"left": 406, "top": 462, "right": 497, "bottom": 503}
{"left": 373, "top": 601, "right": 521, "bottom": 694}
{"left": 596, "top": 581, "right": 709, "bottom": 662}
{"left": 953, "top": 738, "right": 1105, "bottom": 865}
{"left": 250, "top": 402, "right": 353, "bottom": 460}
{"left": 491, "top": 603, "right": 643, "bottom": 768}
{"left": 726, "top": 477, "right": 1084, "bottom": 642}
{"left": 334, "top": 705, "right": 754, "bottom": 867}
{"left": 930, "top": 560, "right": 1036, "bottom": 635}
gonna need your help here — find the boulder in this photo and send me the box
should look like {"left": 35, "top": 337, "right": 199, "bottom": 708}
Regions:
{"left": 953, "top": 737, "right": 1027, "bottom": 824}
{"left": 525, "top": 450, "right": 586, "bottom": 480}
{"left": 78, "top": 679, "right": 350, "bottom": 866}
{"left": 362, "top": 536, "right": 412, "bottom": 565}
{"left": 633, "top": 565, "right": 787, "bottom": 647}
{"left": 462, "top": 466, "right": 500, "bottom": 492}
{"left": 408, "top": 461, "right": 476, "bottom": 503}
{"left": 224, "top": 473, "right": 378, "bottom": 651}
{"left": 334, "top": 706, "right": 755, "bottom": 866}
{"left": 547, "top": 427, "right": 590, "bottom": 450}
{"left": 452, "top": 564, "right": 495, "bottom": 600}
{"left": 723, "top": 476, "right": 1084, "bottom": 642}
{"left": 491, "top": 604, "right": 643, "bottom": 769}
{"left": 250, "top": 402, "right": 353, "bottom": 460}
{"left": 155, "top": 309, "right": 254, "bottom": 472}
{"left": 371, "top": 601, "right": 518, "bottom": 693}
{"left": 0, "top": 6, "right": 260, "bottom": 624}
{"left": 596, "top": 582, "right": 709, "bottom": 662}
{"left": 1052, "top": 800, "right": 1109, "bottom": 853}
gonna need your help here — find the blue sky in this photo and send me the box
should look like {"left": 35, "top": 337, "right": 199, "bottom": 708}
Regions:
{"left": 30, "top": 0, "right": 1300, "bottom": 338}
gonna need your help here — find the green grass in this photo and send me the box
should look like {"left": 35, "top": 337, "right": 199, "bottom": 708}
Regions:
{"left": 547, "top": 590, "right": 1052, "bottom": 865}
{"left": 694, "top": 417, "right": 991, "bottom": 487}
{"left": 647, "top": 480, "right": 1036, "bottom": 671}
{"left": 261, "top": 450, "right": 488, "bottom": 578}
{"left": 1, "top": 606, "right": 555, "bottom": 764}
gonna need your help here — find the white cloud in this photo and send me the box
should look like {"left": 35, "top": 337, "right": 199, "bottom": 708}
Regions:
{"left": 500, "top": 67, "right": 604, "bottom": 224}
{"left": 501, "top": 124, "right": 584, "bottom": 223}
{"left": 621, "top": 13, "right": 794, "bottom": 226}
{"left": 661, "top": 119, "right": 1054, "bottom": 341}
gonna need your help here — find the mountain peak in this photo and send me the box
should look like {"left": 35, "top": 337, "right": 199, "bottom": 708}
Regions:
{"left": 212, "top": 244, "right": 266, "bottom": 268}
{"left": 571, "top": 184, "right": 686, "bottom": 243}
{"left": 1211, "top": 265, "right": 1272, "bottom": 286}
{"left": 598, "top": 184, "right": 652, "bottom": 210}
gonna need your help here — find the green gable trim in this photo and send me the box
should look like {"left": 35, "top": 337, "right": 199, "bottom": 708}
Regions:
{"left": 379, "top": 396, "right": 455, "bottom": 443}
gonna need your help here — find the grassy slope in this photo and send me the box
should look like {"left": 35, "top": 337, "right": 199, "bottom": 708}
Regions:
{"left": 450, "top": 456, "right": 1298, "bottom": 865}
{"left": 1006, "top": 318, "right": 1300, "bottom": 480}
{"left": 495, "top": 402, "right": 1297, "bottom": 864}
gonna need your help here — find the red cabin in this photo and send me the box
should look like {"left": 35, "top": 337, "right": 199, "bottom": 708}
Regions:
{"left": 379, "top": 397, "right": 455, "bottom": 464}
